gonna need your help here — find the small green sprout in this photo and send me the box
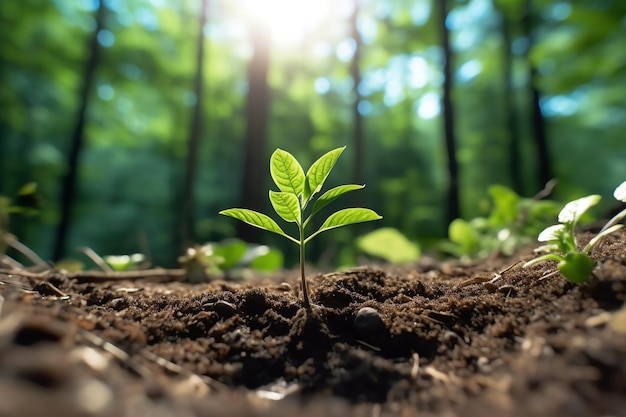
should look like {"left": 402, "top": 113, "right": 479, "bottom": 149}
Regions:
{"left": 220, "top": 146, "right": 382, "bottom": 309}
{"left": 104, "top": 253, "right": 147, "bottom": 271}
{"left": 178, "top": 244, "right": 225, "bottom": 282}
{"left": 524, "top": 193, "right": 623, "bottom": 283}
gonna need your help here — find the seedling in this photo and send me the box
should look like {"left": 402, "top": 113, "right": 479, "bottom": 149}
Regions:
{"left": 178, "top": 244, "right": 225, "bottom": 282}
{"left": 177, "top": 240, "right": 284, "bottom": 282}
{"left": 220, "top": 146, "right": 382, "bottom": 309}
{"left": 524, "top": 193, "right": 623, "bottom": 283}
{"left": 441, "top": 183, "right": 561, "bottom": 258}
{"left": 104, "top": 253, "right": 147, "bottom": 271}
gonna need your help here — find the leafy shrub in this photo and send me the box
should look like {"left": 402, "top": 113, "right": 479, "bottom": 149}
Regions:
{"left": 441, "top": 184, "right": 561, "bottom": 258}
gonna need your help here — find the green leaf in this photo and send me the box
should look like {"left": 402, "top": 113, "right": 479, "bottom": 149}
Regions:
{"left": 270, "top": 149, "right": 305, "bottom": 196}
{"left": 250, "top": 247, "right": 284, "bottom": 272}
{"left": 487, "top": 185, "right": 520, "bottom": 226}
{"left": 308, "top": 184, "right": 364, "bottom": 220}
{"left": 17, "top": 182, "right": 38, "bottom": 196}
{"left": 219, "top": 208, "right": 298, "bottom": 243}
{"left": 269, "top": 191, "right": 301, "bottom": 224}
{"left": 356, "top": 227, "right": 420, "bottom": 263}
{"left": 304, "top": 146, "right": 345, "bottom": 202}
{"left": 306, "top": 208, "right": 381, "bottom": 243}
{"left": 448, "top": 218, "right": 481, "bottom": 256}
{"left": 104, "top": 254, "right": 139, "bottom": 271}
{"left": 213, "top": 239, "right": 248, "bottom": 269}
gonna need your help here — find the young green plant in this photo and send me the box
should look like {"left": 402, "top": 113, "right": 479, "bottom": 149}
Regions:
{"left": 219, "top": 146, "right": 382, "bottom": 309}
{"left": 524, "top": 193, "right": 623, "bottom": 283}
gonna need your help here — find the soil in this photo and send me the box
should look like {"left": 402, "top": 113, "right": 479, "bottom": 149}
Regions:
{"left": 1, "top": 230, "right": 626, "bottom": 417}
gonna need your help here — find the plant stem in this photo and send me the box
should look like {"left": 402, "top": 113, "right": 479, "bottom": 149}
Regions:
{"left": 299, "top": 226, "right": 311, "bottom": 311}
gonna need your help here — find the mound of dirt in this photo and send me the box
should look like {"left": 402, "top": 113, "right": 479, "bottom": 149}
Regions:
{"left": 1, "top": 230, "right": 625, "bottom": 417}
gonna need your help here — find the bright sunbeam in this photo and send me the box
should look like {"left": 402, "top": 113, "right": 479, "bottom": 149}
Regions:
{"left": 240, "top": 0, "right": 343, "bottom": 45}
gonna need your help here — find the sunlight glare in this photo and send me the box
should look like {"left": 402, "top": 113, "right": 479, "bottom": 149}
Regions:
{"left": 240, "top": 0, "right": 339, "bottom": 45}
{"left": 416, "top": 92, "right": 440, "bottom": 119}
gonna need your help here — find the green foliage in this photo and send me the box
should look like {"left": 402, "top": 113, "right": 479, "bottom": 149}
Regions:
{"left": 357, "top": 227, "right": 420, "bottom": 264}
{"left": 212, "top": 238, "right": 284, "bottom": 272}
{"left": 2, "top": 183, "right": 42, "bottom": 216}
{"left": 441, "top": 185, "right": 561, "bottom": 258}
{"left": 212, "top": 239, "right": 248, "bottom": 270}
{"left": 178, "top": 239, "right": 284, "bottom": 282}
{"left": 103, "top": 253, "right": 146, "bottom": 271}
{"left": 220, "top": 146, "right": 381, "bottom": 308}
{"left": 220, "top": 147, "right": 381, "bottom": 245}
{"left": 2, "top": 0, "right": 626, "bottom": 267}
{"left": 178, "top": 244, "right": 225, "bottom": 283}
{"left": 249, "top": 247, "right": 284, "bottom": 272}
{"left": 0, "top": 183, "right": 42, "bottom": 255}
{"left": 445, "top": 218, "right": 482, "bottom": 257}
{"left": 524, "top": 189, "right": 624, "bottom": 283}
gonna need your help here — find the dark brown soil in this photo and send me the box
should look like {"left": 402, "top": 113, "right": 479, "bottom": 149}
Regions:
{"left": 1, "top": 230, "right": 626, "bottom": 417}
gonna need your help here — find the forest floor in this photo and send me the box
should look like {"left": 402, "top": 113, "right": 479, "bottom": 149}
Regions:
{"left": 1, "top": 230, "right": 626, "bottom": 417}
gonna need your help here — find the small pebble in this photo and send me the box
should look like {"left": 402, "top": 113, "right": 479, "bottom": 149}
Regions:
{"left": 442, "top": 330, "right": 460, "bottom": 346}
{"left": 476, "top": 356, "right": 491, "bottom": 373}
{"left": 354, "top": 307, "right": 385, "bottom": 337}
{"left": 212, "top": 300, "right": 237, "bottom": 318}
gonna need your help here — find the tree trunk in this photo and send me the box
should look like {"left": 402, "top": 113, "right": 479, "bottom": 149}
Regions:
{"left": 350, "top": 0, "right": 364, "bottom": 192}
{"left": 437, "top": 0, "right": 461, "bottom": 223}
{"left": 238, "top": 23, "right": 271, "bottom": 242}
{"left": 53, "top": 1, "right": 105, "bottom": 261}
{"left": 179, "top": 0, "right": 208, "bottom": 251}
{"left": 523, "top": 0, "right": 552, "bottom": 190}
{"left": 500, "top": 10, "right": 523, "bottom": 194}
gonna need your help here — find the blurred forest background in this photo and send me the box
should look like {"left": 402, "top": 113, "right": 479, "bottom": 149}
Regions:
{"left": 1, "top": 0, "right": 625, "bottom": 268}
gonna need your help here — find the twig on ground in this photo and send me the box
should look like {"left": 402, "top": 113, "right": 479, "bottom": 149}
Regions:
{"left": 2, "top": 234, "right": 47, "bottom": 269}
{"left": 0, "top": 267, "right": 186, "bottom": 283}
{"left": 78, "top": 246, "right": 114, "bottom": 272}
{"left": 458, "top": 260, "right": 521, "bottom": 288}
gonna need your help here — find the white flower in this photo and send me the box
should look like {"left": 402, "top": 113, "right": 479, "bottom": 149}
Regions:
{"left": 614, "top": 181, "right": 626, "bottom": 202}
{"left": 558, "top": 195, "right": 600, "bottom": 224}
{"left": 538, "top": 224, "right": 566, "bottom": 242}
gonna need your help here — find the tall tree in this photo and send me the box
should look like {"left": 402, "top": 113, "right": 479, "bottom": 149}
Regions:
{"left": 179, "top": 0, "right": 208, "bottom": 251}
{"left": 498, "top": 5, "right": 523, "bottom": 194}
{"left": 238, "top": 21, "right": 271, "bottom": 242}
{"left": 350, "top": 0, "right": 364, "bottom": 192}
{"left": 437, "top": 0, "right": 460, "bottom": 223}
{"left": 522, "top": 0, "right": 552, "bottom": 190}
{"left": 53, "top": 1, "right": 105, "bottom": 261}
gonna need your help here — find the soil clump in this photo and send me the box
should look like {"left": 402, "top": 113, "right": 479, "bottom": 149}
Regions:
{"left": 1, "top": 230, "right": 626, "bottom": 417}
